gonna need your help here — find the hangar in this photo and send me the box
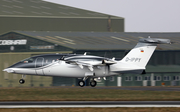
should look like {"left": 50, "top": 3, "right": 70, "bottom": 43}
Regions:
{"left": 0, "top": 31, "right": 180, "bottom": 87}
{"left": 0, "top": 0, "right": 124, "bottom": 34}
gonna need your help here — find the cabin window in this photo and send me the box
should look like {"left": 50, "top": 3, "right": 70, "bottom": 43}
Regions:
{"left": 45, "top": 60, "right": 48, "bottom": 63}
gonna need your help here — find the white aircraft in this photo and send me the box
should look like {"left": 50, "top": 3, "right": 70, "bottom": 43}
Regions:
{"left": 3, "top": 37, "right": 171, "bottom": 87}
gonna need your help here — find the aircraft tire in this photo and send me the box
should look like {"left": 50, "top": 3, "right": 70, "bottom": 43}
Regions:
{"left": 90, "top": 80, "right": 97, "bottom": 87}
{"left": 19, "top": 79, "right": 25, "bottom": 84}
{"left": 78, "top": 80, "right": 85, "bottom": 87}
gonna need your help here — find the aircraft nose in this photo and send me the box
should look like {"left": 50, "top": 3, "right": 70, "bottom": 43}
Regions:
{"left": 3, "top": 68, "right": 14, "bottom": 73}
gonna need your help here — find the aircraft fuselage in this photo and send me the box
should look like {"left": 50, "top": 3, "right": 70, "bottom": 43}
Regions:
{"left": 4, "top": 54, "right": 112, "bottom": 78}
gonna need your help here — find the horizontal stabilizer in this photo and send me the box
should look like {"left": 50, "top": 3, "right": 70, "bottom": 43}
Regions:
{"left": 139, "top": 38, "right": 171, "bottom": 44}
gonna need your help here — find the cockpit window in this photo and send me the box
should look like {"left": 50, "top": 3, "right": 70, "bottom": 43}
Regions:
{"left": 21, "top": 58, "right": 34, "bottom": 63}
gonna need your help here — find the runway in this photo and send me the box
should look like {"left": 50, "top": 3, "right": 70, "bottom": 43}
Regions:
{"left": 0, "top": 101, "right": 180, "bottom": 108}
{"left": 46, "top": 86, "right": 180, "bottom": 91}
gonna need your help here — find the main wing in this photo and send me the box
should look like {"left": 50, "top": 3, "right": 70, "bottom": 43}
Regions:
{"left": 64, "top": 58, "right": 116, "bottom": 71}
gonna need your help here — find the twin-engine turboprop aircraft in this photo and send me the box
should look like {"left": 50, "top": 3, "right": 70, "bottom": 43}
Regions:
{"left": 3, "top": 37, "right": 171, "bottom": 87}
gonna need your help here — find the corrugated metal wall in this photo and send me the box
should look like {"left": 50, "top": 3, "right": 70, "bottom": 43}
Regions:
{"left": 0, "top": 17, "right": 124, "bottom": 34}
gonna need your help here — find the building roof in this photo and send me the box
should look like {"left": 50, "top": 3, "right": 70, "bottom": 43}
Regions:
{"left": 0, "top": 0, "right": 123, "bottom": 19}
{"left": 10, "top": 31, "right": 180, "bottom": 50}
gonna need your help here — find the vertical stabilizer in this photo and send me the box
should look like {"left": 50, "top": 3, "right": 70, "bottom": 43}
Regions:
{"left": 120, "top": 38, "right": 171, "bottom": 68}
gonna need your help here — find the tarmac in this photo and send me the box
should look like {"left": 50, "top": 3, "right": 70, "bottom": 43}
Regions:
{"left": 0, "top": 101, "right": 180, "bottom": 108}
{"left": 0, "top": 86, "right": 180, "bottom": 108}
{"left": 94, "top": 86, "right": 180, "bottom": 91}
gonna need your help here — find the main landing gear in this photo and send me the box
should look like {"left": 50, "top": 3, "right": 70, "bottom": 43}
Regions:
{"left": 78, "top": 77, "right": 97, "bottom": 87}
{"left": 90, "top": 80, "right": 97, "bottom": 87}
{"left": 19, "top": 75, "right": 25, "bottom": 84}
{"left": 78, "top": 80, "right": 85, "bottom": 87}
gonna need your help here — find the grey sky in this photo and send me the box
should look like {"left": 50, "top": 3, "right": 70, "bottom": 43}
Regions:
{"left": 44, "top": 0, "right": 180, "bottom": 32}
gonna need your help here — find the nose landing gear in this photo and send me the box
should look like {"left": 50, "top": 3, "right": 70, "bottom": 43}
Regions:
{"left": 19, "top": 75, "right": 25, "bottom": 84}
{"left": 19, "top": 79, "right": 25, "bottom": 84}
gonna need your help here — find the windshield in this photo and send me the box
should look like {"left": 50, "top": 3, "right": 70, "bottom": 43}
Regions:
{"left": 21, "top": 57, "right": 34, "bottom": 63}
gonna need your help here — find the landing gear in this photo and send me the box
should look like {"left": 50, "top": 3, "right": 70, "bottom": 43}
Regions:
{"left": 19, "top": 75, "right": 25, "bottom": 84}
{"left": 78, "top": 76, "right": 88, "bottom": 87}
{"left": 78, "top": 77, "right": 97, "bottom": 87}
{"left": 78, "top": 80, "right": 85, "bottom": 87}
{"left": 19, "top": 79, "right": 25, "bottom": 84}
{"left": 90, "top": 80, "right": 97, "bottom": 87}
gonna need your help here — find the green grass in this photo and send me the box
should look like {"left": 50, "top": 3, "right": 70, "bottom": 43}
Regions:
{"left": 0, "top": 87, "right": 180, "bottom": 101}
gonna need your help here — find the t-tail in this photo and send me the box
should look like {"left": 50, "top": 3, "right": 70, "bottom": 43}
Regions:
{"left": 112, "top": 37, "right": 171, "bottom": 74}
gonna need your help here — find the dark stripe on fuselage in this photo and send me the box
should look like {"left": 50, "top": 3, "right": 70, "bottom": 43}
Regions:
{"left": 8, "top": 54, "right": 76, "bottom": 69}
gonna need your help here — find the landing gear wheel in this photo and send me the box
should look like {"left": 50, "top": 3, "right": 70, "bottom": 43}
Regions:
{"left": 78, "top": 80, "right": 85, "bottom": 87}
{"left": 19, "top": 79, "right": 25, "bottom": 84}
{"left": 90, "top": 80, "right": 97, "bottom": 87}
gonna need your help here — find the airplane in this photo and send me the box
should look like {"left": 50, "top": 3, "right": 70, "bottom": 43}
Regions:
{"left": 3, "top": 37, "right": 171, "bottom": 87}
